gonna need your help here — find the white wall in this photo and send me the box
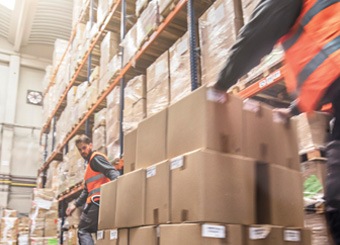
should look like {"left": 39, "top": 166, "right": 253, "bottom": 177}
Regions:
{"left": 0, "top": 62, "right": 9, "bottom": 122}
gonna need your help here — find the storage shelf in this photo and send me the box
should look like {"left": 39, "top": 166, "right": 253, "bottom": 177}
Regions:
{"left": 43, "top": 0, "right": 91, "bottom": 97}
{"left": 40, "top": 0, "right": 122, "bottom": 136}
{"left": 58, "top": 183, "right": 84, "bottom": 202}
{"left": 39, "top": 0, "right": 214, "bottom": 174}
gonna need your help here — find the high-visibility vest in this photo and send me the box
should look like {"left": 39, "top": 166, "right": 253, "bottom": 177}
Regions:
{"left": 84, "top": 152, "right": 110, "bottom": 204}
{"left": 280, "top": 0, "right": 340, "bottom": 112}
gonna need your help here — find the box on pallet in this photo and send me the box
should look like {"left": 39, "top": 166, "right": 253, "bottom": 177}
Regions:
{"left": 136, "top": 1, "right": 159, "bottom": 48}
{"left": 130, "top": 226, "right": 158, "bottom": 245}
{"left": 167, "top": 86, "right": 244, "bottom": 159}
{"left": 115, "top": 169, "right": 146, "bottom": 228}
{"left": 123, "top": 129, "right": 137, "bottom": 174}
{"left": 256, "top": 162, "right": 304, "bottom": 227}
{"left": 199, "top": 0, "right": 236, "bottom": 85}
{"left": 136, "top": 108, "right": 167, "bottom": 169}
{"left": 171, "top": 149, "right": 256, "bottom": 224}
{"left": 145, "top": 160, "right": 170, "bottom": 225}
{"left": 124, "top": 75, "right": 146, "bottom": 133}
{"left": 160, "top": 223, "right": 245, "bottom": 245}
{"left": 146, "top": 51, "right": 170, "bottom": 116}
{"left": 169, "top": 31, "right": 191, "bottom": 104}
{"left": 98, "top": 180, "right": 117, "bottom": 230}
{"left": 96, "top": 229, "right": 128, "bottom": 245}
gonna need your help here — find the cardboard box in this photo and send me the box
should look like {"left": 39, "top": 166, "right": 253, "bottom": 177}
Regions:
{"left": 167, "top": 86, "right": 244, "bottom": 159}
{"left": 199, "top": 0, "right": 236, "bottom": 85}
{"left": 159, "top": 223, "right": 245, "bottom": 245}
{"left": 243, "top": 100, "right": 299, "bottom": 170}
{"left": 292, "top": 112, "right": 332, "bottom": 154}
{"left": 123, "top": 129, "right": 137, "bottom": 174}
{"left": 283, "top": 228, "right": 312, "bottom": 245}
{"left": 256, "top": 163, "right": 304, "bottom": 227}
{"left": 116, "top": 169, "right": 146, "bottom": 228}
{"left": 246, "top": 225, "right": 283, "bottom": 245}
{"left": 145, "top": 161, "right": 170, "bottom": 225}
{"left": 130, "top": 226, "right": 158, "bottom": 245}
{"left": 169, "top": 31, "right": 191, "bottom": 104}
{"left": 136, "top": 108, "right": 167, "bottom": 169}
{"left": 146, "top": 51, "right": 170, "bottom": 116}
{"left": 98, "top": 180, "right": 117, "bottom": 230}
{"left": 96, "top": 229, "right": 129, "bottom": 245}
{"left": 171, "top": 149, "right": 256, "bottom": 224}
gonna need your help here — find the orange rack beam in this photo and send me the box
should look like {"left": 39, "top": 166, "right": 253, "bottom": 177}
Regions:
{"left": 40, "top": 0, "right": 121, "bottom": 137}
{"left": 58, "top": 183, "right": 84, "bottom": 202}
{"left": 238, "top": 67, "right": 285, "bottom": 99}
{"left": 38, "top": 0, "right": 188, "bottom": 175}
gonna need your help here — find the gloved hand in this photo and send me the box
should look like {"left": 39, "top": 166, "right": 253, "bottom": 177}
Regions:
{"left": 206, "top": 87, "right": 227, "bottom": 103}
{"left": 66, "top": 203, "right": 77, "bottom": 216}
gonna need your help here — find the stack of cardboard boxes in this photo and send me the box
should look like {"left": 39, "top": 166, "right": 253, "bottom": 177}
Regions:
{"left": 95, "top": 85, "right": 310, "bottom": 244}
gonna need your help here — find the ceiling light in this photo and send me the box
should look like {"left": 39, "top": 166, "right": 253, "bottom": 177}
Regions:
{"left": 0, "top": 0, "right": 15, "bottom": 10}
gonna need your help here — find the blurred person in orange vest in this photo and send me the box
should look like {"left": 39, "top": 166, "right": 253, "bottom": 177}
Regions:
{"left": 212, "top": 0, "right": 340, "bottom": 243}
{"left": 66, "top": 134, "right": 120, "bottom": 245}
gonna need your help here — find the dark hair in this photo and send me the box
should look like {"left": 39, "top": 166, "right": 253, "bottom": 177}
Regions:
{"left": 75, "top": 134, "right": 92, "bottom": 145}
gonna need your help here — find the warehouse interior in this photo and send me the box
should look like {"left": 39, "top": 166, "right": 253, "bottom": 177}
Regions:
{"left": 0, "top": 0, "right": 336, "bottom": 244}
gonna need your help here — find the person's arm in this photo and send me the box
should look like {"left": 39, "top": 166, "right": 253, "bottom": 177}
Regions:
{"left": 214, "top": 0, "right": 302, "bottom": 91}
{"left": 66, "top": 185, "right": 88, "bottom": 216}
{"left": 90, "top": 155, "right": 120, "bottom": 181}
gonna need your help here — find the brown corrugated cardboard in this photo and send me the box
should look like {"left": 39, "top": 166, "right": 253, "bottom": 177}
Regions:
{"left": 199, "top": 0, "right": 236, "bottom": 85}
{"left": 169, "top": 32, "right": 191, "bottom": 104}
{"left": 123, "top": 129, "right": 137, "bottom": 174}
{"left": 116, "top": 169, "right": 146, "bottom": 228}
{"left": 136, "top": 108, "right": 167, "bottom": 169}
{"left": 96, "top": 229, "right": 129, "bottom": 245}
{"left": 292, "top": 112, "right": 332, "bottom": 154}
{"left": 282, "top": 228, "right": 312, "bottom": 245}
{"left": 130, "top": 226, "right": 158, "bottom": 245}
{"left": 171, "top": 149, "right": 256, "bottom": 224}
{"left": 145, "top": 161, "right": 170, "bottom": 225}
{"left": 98, "top": 180, "right": 117, "bottom": 230}
{"left": 243, "top": 100, "right": 299, "bottom": 170}
{"left": 246, "top": 225, "right": 284, "bottom": 245}
{"left": 159, "top": 223, "right": 245, "bottom": 245}
{"left": 146, "top": 51, "right": 170, "bottom": 116}
{"left": 256, "top": 163, "right": 304, "bottom": 227}
{"left": 167, "top": 86, "right": 244, "bottom": 159}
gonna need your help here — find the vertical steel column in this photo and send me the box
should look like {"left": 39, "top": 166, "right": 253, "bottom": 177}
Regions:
{"left": 59, "top": 200, "right": 65, "bottom": 245}
{"left": 187, "top": 0, "right": 199, "bottom": 91}
{"left": 51, "top": 116, "right": 56, "bottom": 152}
{"left": 119, "top": 0, "right": 126, "bottom": 158}
{"left": 85, "top": 0, "right": 94, "bottom": 137}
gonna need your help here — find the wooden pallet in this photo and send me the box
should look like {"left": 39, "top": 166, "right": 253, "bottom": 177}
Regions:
{"left": 300, "top": 148, "right": 327, "bottom": 162}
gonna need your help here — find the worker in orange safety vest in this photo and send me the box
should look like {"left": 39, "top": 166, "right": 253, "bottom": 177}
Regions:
{"left": 212, "top": 0, "right": 340, "bottom": 243}
{"left": 66, "top": 134, "right": 120, "bottom": 245}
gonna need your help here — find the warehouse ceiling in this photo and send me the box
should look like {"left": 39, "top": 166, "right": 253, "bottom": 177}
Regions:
{"left": 0, "top": 0, "right": 72, "bottom": 57}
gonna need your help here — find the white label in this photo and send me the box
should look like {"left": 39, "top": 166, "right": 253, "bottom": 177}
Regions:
{"left": 243, "top": 99, "right": 260, "bottom": 112}
{"left": 171, "top": 156, "right": 184, "bottom": 170}
{"left": 147, "top": 166, "right": 157, "bottom": 178}
{"left": 284, "top": 230, "right": 301, "bottom": 242}
{"left": 258, "top": 70, "right": 281, "bottom": 89}
{"left": 202, "top": 224, "right": 226, "bottom": 238}
{"left": 177, "top": 38, "right": 188, "bottom": 55}
{"left": 155, "top": 59, "right": 166, "bottom": 78}
{"left": 249, "top": 227, "right": 270, "bottom": 240}
{"left": 110, "top": 229, "right": 118, "bottom": 240}
{"left": 97, "top": 230, "right": 104, "bottom": 240}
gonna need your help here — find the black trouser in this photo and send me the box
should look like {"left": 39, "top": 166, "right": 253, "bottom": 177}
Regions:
{"left": 325, "top": 89, "right": 340, "bottom": 245}
{"left": 78, "top": 204, "right": 99, "bottom": 245}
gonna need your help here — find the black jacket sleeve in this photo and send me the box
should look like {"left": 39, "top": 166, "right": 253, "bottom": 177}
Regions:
{"left": 214, "top": 0, "right": 302, "bottom": 91}
{"left": 90, "top": 155, "right": 120, "bottom": 181}
{"left": 74, "top": 184, "right": 88, "bottom": 207}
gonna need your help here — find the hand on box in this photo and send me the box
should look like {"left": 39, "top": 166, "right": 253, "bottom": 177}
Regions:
{"left": 272, "top": 108, "right": 292, "bottom": 123}
{"left": 206, "top": 87, "right": 227, "bottom": 104}
{"left": 66, "top": 203, "right": 77, "bottom": 216}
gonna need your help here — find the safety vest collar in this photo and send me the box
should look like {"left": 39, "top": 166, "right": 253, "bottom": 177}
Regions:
{"left": 282, "top": 0, "right": 339, "bottom": 50}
